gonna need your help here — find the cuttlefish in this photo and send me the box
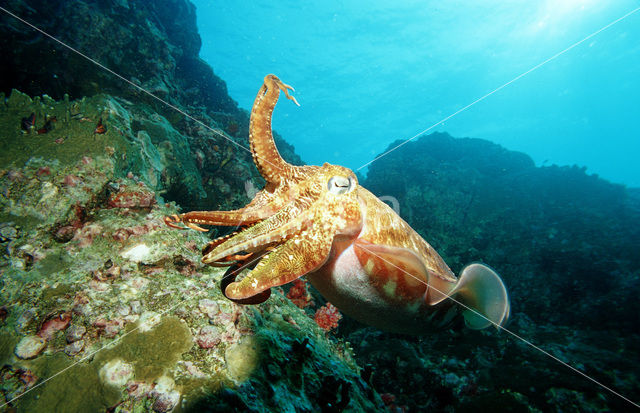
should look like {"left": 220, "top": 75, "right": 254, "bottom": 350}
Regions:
{"left": 165, "top": 75, "right": 509, "bottom": 333}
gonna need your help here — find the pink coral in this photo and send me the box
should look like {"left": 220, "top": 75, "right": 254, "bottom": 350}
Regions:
{"left": 36, "top": 166, "right": 51, "bottom": 177}
{"left": 112, "top": 221, "right": 161, "bottom": 241}
{"left": 196, "top": 325, "right": 221, "bottom": 349}
{"left": 93, "top": 318, "right": 124, "bottom": 338}
{"left": 19, "top": 369, "right": 38, "bottom": 388}
{"left": 314, "top": 303, "right": 342, "bottom": 332}
{"left": 71, "top": 223, "right": 103, "bottom": 248}
{"left": 380, "top": 392, "right": 408, "bottom": 412}
{"left": 286, "top": 279, "right": 314, "bottom": 309}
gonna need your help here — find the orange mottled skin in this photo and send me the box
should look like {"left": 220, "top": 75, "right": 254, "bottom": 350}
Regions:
{"left": 165, "top": 75, "right": 475, "bottom": 333}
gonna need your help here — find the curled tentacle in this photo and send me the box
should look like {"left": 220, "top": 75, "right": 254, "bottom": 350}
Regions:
{"left": 164, "top": 215, "right": 187, "bottom": 230}
{"left": 164, "top": 214, "right": 208, "bottom": 231}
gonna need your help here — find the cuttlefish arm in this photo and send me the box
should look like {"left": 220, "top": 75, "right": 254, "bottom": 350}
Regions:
{"left": 165, "top": 209, "right": 261, "bottom": 232}
{"left": 225, "top": 226, "right": 333, "bottom": 300}
{"left": 163, "top": 185, "right": 297, "bottom": 231}
{"left": 203, "top": 176, "right": 362, "bottom": 300}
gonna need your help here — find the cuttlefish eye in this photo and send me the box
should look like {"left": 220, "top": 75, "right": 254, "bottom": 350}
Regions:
{"left": 327, "top": 176, "right": 355, "bottom": 194}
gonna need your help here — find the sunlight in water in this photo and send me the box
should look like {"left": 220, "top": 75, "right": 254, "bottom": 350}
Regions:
{"left": 529, "top": 0, "right": 596, "bottom": 34}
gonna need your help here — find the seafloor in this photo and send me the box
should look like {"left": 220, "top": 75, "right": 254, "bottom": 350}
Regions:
{"left": 0, "top": 1, "right": 638, "bottom": 412}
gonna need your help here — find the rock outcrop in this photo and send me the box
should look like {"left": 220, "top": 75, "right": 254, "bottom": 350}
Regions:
{"left": 0, "top": 0, "right": 303, "bottom": 211}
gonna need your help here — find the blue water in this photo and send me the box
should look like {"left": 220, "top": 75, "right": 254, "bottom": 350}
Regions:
{"left": 193, "top": 0, "right": 640, "bottom": 187}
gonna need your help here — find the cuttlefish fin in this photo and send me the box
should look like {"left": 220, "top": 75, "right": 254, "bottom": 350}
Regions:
{"left": 451, "top": 263, "right": 510, "bottom": 329}
{"left": 354, "top": 241, "right": 509, "bottom": 330}
{"left": 354, "top": 240, "right": 462, "bottom": 306}
{"left": 224, "top": 228, "right": 333, "bottom": 301}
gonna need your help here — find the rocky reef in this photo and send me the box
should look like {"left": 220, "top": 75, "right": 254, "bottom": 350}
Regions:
{"left": 0, "top": 92, "right": 381, "bottom": 412}
{"left": 0, "top": 0, "right": 233, "bottom": 114}
{"left": 0, "top": 0, "right": 302, "bottom": 212}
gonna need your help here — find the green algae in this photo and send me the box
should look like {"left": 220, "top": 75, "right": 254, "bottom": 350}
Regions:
{"left": 175, "top": 375, "right": 235, "bottom": 413}
{"left": 0, "top": 332, "right": 19, "bottom": 367}
{"left": 224, "top": 335, "right": 260, "bottom": 382}
{"left": 0, "top": 91, "right": 114, "bottom": 168}
{"left": 15, "top": 353, "right": 121, "bottom": 413}
{"left": 38, "top": 283, "right": 75, "bottom": 306}
{"left": 7, "top": 317, "right": 191, "bottom": 412}
{"left": 0, "top": 90, "right": 207, "bottom": 210}
{"left": 35, "top": 251, "right": 73, "bottom": 280}
{"left": 0, "top": 214, "right": 38, "bottom": 233}
{"left": 97, "top": 316, "right": 192, "bottom": 382}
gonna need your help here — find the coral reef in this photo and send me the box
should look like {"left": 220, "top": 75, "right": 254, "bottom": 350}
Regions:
{"left": 314, "top": 303, "right": 342, "bottom": 332}
{"left": 286, "top": 279, "right": 314, "bottom": 309}
{"left": 0, "top": 93, "right": 381, "bottom": 412}
{"left": 0, "top": 0, "right": 304, "bottom": 212}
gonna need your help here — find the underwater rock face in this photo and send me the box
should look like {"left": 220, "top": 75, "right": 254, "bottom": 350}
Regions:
{"left": 0, "top": 0, "right": 235, "bottom": 113}
{"left": 0, "top": 0, "right": 304, "bottom": 212}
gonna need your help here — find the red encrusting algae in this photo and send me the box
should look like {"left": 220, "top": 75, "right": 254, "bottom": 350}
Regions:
{"left": 37, "top": 312, "right": 72, "bottom": 341}
{"left": 108, "top": 183, "right": 156, "bottom": 209}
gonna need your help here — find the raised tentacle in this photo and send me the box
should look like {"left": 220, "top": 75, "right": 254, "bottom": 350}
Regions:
{"left": 249, "top": 74, "right": 300, "bottom": 184}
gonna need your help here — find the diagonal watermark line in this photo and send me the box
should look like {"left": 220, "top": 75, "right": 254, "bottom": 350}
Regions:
{"left": 0, "top": 5, "right": 284, "bottom": 174}
{"left": 357, "top": 6, "right": 640, "bottom": 171}
{"left": 0, "top": 251, "right": 266, "bottom": 409}
{"left": 357, "top": 244, "right": 640, "bottom": 409}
